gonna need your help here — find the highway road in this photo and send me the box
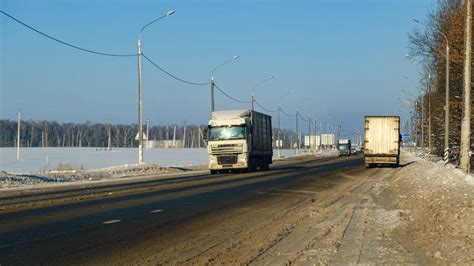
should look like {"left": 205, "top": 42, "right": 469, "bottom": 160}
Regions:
{"left": 1, "top": 154, "right": 415, "bottom": 264}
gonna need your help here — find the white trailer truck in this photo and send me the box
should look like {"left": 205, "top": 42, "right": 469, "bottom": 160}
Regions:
{"left": 364, "top": 116, "right": 401, "bottom": 167}
{"left": 207, "top": 110, "right": 273, "bottom": 174}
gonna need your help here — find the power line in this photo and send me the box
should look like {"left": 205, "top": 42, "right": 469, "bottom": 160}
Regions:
{"left": 1, "top": 10, "right": 137, "bottom": 57}
{"left": 254, "top": 99, "right": 275, "bottom": 113}
{"left": 141, "top": 53, "right": 210, "bottom": 86}
{"left": 213, "top": 83, "right": 251, "bottom": 104}
{"left": 280, "top": 108, "right": 296, "bottom": 117}
{"left": 300, "top": 115, "right": 309, "bottom": 122}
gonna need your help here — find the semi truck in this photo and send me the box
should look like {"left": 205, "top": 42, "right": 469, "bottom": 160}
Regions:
{"left": 207, "top": 110, "right": 273, "bottom": 174}
{"left": 364, "top": 116, "right": 400, "bottom": 167}
{"left": 337, "top": 139, "right": 351, "bottom": 156}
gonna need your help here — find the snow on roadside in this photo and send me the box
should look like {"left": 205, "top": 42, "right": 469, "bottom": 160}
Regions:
{"left": 1, "top": 148, "right": 299, "bottom": 174}
{"left": 0, "top": 148, "right": 331, "bottom": 188}
{"left": 389, "top": 152, "right": 474, "bottom": 263}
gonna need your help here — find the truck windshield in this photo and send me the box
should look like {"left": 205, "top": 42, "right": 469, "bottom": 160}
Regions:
{"left": 209, "top": 126, "right": 246, "bottom": 141}
{"left": 339, "top": 144, "right": 349, "bottom": 150}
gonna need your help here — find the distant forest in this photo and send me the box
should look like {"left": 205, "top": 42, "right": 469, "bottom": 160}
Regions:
{"left": 0, "top": 120, "right": 299, "bottom": 149}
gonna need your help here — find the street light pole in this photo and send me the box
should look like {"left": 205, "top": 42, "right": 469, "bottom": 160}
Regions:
{"left": 413, "top": 18, "right": 450, "bottom": 164}
{"left": 251, "top": 75, "right": 273, "bottom": 111}
{"left": 277, "top": 104, "right": 281, "bottom": 158}
{"left": 16, "top": 111, "right": 21, "bottom": 161}
{"left": 460, "top": 0, "right": 472, "bottom": 172}
{"left": 136, "top": 10, "right": 175, "bottom": 164}
{"left": 427, "top": 71, "right": 432, "bottom": 152}
{"left": 137, "top": 38, "right": 143, "bottom": 163}
{"left": 210, "top": 55, "right": 239, "bottom": 113}
{"left": 295, "top": 109, "right": 299, "bottom": 155}
{"left": 308, "top": 118, "right": 312, "bottom": 153}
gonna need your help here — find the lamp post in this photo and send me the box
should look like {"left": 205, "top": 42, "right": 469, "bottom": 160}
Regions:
{"left": 276, "top": 89, "right": 296, "bottom": 158}
{"left": 16, "top": 111, "right": 21, "bottom": 160}
{"left": 137, "top": 10, "right": 175, "bottom": 164}
{"left": 413, "top": 18, "right": 450, "bottom": 164}
{"left": 295, "top": 109, "right": 299, "bottom": 155}
{"left": 277, "top": 104, "right": 281, "bottom": 158}
{"left": 210, "top": 55, "right": 239, "bottom": 113}
{"left": 251, "top": 75, "right": 273, "bottom": 110}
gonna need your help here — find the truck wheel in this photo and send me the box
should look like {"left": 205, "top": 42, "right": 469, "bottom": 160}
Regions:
{"left": 263, "top": 164, "right": 270, "bottom": 171}
{"left": 210, "top": 170, "right": 218, "bottom": 175}
{"left": 365, "top": 164, "right": 371, "bottom": 168}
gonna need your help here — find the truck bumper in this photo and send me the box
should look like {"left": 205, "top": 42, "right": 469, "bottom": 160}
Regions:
{"left": 365, "top": 156, "right": 399, "bottom": 164}
{"left": 208, "top": 154, "right": 249, "bottom": 170}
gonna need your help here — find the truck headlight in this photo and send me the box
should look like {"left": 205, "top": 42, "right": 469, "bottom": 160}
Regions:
{"left": 209, "top": 155, "right": 217, "bottom": 163}
{"left": 238, "top": 154, "right": 247, "bottom": 162}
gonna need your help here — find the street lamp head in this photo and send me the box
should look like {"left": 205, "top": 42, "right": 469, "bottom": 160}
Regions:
{"left": 167, "top": 10, "right": 176, "bottom": 16}
{"left": 269, "top": 75, "right": 274, "bottom": 79}
{"left": 412, "top": 18, "right": 420, "bottom": 23}
{"left": 233, "top": 55, "right": 240, "bottom": 60}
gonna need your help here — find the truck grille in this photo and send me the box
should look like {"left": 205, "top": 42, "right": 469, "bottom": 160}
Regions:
{"left": 217, "top": 155, "right": 238, "bottom": 165}
{"left": 211, "top": 144, "right": 243, "bottom": 154}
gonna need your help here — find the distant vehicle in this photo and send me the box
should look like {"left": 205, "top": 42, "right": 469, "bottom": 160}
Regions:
{"left": 364, "top": 116, "right": 400, "bottom": 167}
{"left": 337, "top": 139, "right": 351, "bottom": 156}
{"left": 351, "top": 147, "right": 357, "bottom": 154}
{"left": 207, "top": 110, "right": 273, "bottom": 174}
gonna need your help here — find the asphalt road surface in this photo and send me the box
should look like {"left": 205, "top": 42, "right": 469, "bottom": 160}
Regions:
{"left": 1, "top": 153, "right": 402, "bottom": 265}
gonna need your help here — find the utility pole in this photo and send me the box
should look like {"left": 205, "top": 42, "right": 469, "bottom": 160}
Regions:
{"left": 183, "top": 121, "right": 187, "bottom": 148}
{"left": 421, "top": 85, "right": 425, "bottom": 149}
{"left": 339, "top": 123, "right": 342, "bottom": 140}
{"left": 295, "top": 110, "right": 299, "bottom": 155}
{"left": 428, "top": 72, "right": 432, "bottom": 152}
{"left": 210, "top": 55, "right": 239, "bottom": 113}
{"left": 308, "top": 118, "right": 311, "bottom": 153}
{"left": 277, "top": 104, "right": 281, "bottom": 158}
{"left": 211, "top": 77, "right": 215, "bottom": 112}
{"left": 16, "top": 111, "right": 21, "bottom": 160}
{"left": 137, "top": 38, "right": 144, "bottom": 164}
{"left": 172, "top": 125, "right": 176, "bottom": 148}
{"left": 135, "top": 11, "right": 175, "bottom": 162}
{"left": 251, "top": 93, "right": 255, "bottom": 111}
{"left": 460, "top": 0, "right": 472, "bottom": 172}
{"left": 146, "top": 119, "right": 150, "bottom": 150}
{"left": 444, "top": 35, "right": 451, "bottom": 165}
{"left": 107, "top": 117, "right": 112, "bottom": 151}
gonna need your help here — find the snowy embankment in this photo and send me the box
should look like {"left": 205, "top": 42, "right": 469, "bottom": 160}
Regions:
{"left": 1, "top": 147, "right": 299, "bottom": 174}
{"left": 390, "top": 152, "right": 474, "bottom": 262}
{"left": 0, "top": 147, "right": 311, "bottom": 188}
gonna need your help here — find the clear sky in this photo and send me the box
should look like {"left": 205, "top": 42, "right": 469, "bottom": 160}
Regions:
{"left": 1, "top": 0, "right": 433, "bottom": 135}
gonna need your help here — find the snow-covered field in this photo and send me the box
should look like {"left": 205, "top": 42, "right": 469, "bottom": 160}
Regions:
{"left": 1, "top": 148, "right": 299, "bottom": 174}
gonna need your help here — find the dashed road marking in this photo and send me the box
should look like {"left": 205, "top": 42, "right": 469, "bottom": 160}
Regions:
{"left": 103, "top": 219, "right": 121, "bottom": 225}
{"left": 150, "top": 209, "right": 165, "bottom": 214}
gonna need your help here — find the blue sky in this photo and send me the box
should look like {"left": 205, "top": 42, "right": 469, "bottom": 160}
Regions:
{"left": 1, "top": 0, "right": 433, "bottom": 134}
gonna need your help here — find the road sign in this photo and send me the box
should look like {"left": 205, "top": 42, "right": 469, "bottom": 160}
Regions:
{"left": 401, "top": 133, "right": 411, "bottom": 141}
{"left": 135, "top": 132, "right": 148, "bottom": 141}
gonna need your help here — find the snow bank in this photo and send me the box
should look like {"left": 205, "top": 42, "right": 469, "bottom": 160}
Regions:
{"left": 0, "top": 147, "right": 299, "bottom": 174}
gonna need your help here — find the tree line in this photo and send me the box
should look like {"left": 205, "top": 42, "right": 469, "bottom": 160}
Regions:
{"left": 0, "top": 119, "right": 301, "bottom": 149}
{"left": 408, "top": 0, "right": 472, "bottom": 166}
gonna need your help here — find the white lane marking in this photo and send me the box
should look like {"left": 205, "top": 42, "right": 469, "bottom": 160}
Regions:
{"left": 103, "top": 219, "right": 122, "bottom": 225}
{"left": 150, "top": 209, "right": 165, "bottom": 214}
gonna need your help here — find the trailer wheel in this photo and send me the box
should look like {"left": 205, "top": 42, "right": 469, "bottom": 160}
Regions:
{"left": 365, "top": 164, "right": 371, "bottom": 168}
{"left": 210, "top": 170, "right": 218, "bottom": 175}
{"left": 262, "top": 164, "right": 270, "bottom": 171}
